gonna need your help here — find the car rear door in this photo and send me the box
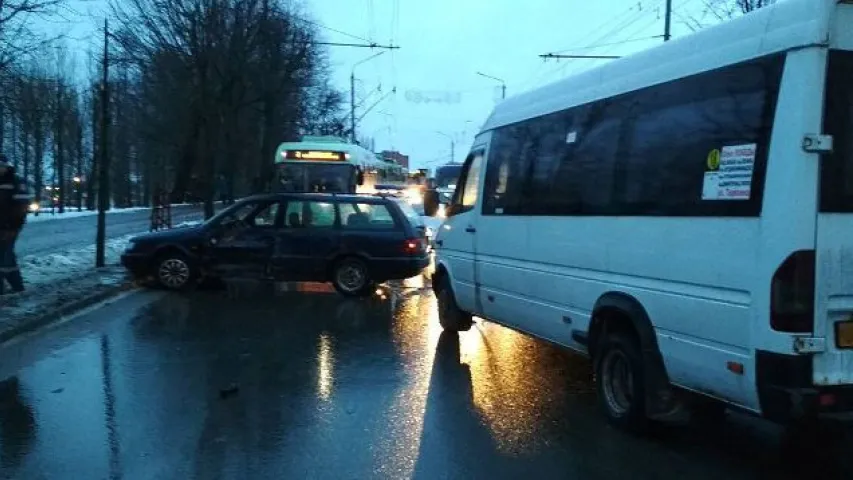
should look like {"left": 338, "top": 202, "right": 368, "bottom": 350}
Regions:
{"left": 814, "top": 47, "right": 853, "bottom": 385}
{"left": 338, "top": 201, "right": 406, "bottom": 269}
{"left": 274, "top": 199, "right": 339, "bottom": 281}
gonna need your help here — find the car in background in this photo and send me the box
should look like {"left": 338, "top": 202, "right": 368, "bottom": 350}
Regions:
{"left": 121, "top": 193, "right": 430, "bottom": 296}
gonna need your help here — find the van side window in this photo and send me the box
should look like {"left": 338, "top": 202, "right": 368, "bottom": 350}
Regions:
{"left": 450, "top": 152, "right": 484, "bottom": 214}
{"left": 483, "top": 127, "right": 529, "bottom": 215}
{"left": 481, "top": 53, "right": 783, "bottom": 217}
{"left": 462, "top": 154, "right": 483, "bottom": 207}
{"left": 821, "top": 50, "right": 853, "bottom": 212}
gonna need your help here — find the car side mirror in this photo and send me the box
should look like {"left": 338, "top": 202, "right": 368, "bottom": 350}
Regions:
{"left": 357, "top": 170, "right": 365, "bottom": 185}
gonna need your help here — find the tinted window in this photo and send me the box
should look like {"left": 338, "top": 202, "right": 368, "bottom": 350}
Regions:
{"left": 482, "top": 53, "right": 784, "bottom": 217}
{"left": 821, "top": 50, "right": 853, "bottom": 212}
{"left": 285, "top": 200, "right": 335, "bottom": 228}
{"left": 340, "top": 203, "right": 397, "bottom": 230}
{"left": 483, "top": 125, "right": 529, "bottom": 215}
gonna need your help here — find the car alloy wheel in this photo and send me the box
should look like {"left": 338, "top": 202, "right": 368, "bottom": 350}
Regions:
{"left": 158, "top": 258, "right": 191, "bottom": 290}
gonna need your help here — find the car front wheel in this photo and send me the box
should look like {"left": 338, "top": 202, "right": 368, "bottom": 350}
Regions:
{"left": 156, "top": 253, "right": 196, "bottom": 291}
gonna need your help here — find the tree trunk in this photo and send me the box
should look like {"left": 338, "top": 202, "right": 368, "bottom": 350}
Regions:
{"left": 56, "top": 87, "right": 65, "bottom": 213}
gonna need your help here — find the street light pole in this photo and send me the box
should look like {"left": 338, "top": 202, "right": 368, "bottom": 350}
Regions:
{"left": 476, "top": 71, "right": 506, "bottom": 100}
{"left": 435, "top": 131, "right": 455, "bottom": 164}
{"left": 350, "top": 51, "right": 386, "bottom": 143}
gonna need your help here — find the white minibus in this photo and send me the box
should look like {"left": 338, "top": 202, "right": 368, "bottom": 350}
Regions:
{"left": 433, "top": 0, "right": 853, "bottom": 431}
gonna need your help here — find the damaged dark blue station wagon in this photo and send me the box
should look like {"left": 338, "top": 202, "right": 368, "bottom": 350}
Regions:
{"left": 121, "top": 193, "right": 430, "bottom": 296}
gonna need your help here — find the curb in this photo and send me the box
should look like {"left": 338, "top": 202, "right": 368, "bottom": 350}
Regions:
{"left": 0, "top": 280, "right": 136, "bottom": 344}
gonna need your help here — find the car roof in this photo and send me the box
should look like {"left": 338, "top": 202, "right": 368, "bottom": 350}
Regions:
{"left": 240, "top": 192, "right": 390, "bottom": 204}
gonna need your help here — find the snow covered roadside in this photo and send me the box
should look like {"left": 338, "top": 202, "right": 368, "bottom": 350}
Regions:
{"left": 17, "top": 233, "right": 138, "bottom": 287}
{"left": 26, "top": 202, "right": 203, "bottom": 224}
{"left": 0, "top": 232, "right": 146, "bottom": 341}
{"left": 27, "top": 206, "right": 149, "bottom": 223}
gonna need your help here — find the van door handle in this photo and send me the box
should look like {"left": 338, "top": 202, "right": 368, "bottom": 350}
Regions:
{"left": 465, "top": 226, "right": 476, "bottom": 233}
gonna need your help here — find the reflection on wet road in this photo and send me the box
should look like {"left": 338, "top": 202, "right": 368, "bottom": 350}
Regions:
{"left": 0, "top": 277, "right": 851, "bottom": 479}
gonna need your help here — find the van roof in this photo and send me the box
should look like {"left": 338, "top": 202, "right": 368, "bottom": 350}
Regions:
{"left": 481, "top": 0, "right": 834, "bottom": 133}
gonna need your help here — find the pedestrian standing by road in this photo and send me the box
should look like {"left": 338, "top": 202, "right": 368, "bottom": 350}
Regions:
{"left": 0, "top": 154, "right": 31, "bottom": 296}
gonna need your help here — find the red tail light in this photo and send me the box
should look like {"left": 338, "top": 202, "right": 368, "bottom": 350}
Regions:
{"left": 770, "top": 250, "right": 816, "bottom": 333}
{"left": 403, "top": 238, "right": 425, "bottom": 255}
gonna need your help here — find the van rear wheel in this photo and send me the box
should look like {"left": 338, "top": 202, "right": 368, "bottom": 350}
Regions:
{"left": 595, "top": 332, "right": 648, "bottom": 433}
{"left": 436, "top": 278, "right": 473, "bottom": 332}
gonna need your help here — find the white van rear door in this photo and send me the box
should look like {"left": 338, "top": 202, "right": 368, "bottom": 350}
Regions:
{"left": 814, "top": 48, "right": 853, "bottom": 386}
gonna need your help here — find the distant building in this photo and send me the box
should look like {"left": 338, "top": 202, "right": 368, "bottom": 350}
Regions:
{"left": 380, "top": 150, "right": 409, "bottom": 170}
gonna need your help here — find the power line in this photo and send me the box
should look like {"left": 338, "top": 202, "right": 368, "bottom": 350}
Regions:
{"left": 292, "top": 16, "right": 373, "bottom": 44}
{"left": 294, "top": 41, "right": 400, "bottom": 49}
{"left": 549, "top": 34, "right": 665, "bottom": 54}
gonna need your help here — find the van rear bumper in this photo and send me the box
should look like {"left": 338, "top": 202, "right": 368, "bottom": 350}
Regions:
{"left": 757, "top": 350, "right": 853, "bottom": 422}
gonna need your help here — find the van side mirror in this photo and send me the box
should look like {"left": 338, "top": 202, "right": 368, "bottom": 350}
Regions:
{"left": 357, "top": 171, "right": 365, "bottom": 185}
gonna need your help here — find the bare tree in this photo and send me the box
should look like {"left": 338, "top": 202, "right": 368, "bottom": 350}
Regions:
{"left": 107, "top": 0, "right": 345, "bottom": 216}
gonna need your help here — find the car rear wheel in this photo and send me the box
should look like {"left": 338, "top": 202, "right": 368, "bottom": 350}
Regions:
{"left": 436, "top": 277, "right": 473, "bottom": 332}
{"left": 156, "top": 252, "right": 196, "bottom": 291}
{"left": 332, "top": 257, "right": 373, "bottom": 297}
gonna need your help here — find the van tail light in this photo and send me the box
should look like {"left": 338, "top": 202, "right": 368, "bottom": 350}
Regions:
{"left": 770, "top": 250, "right": 816, "bottom": 333}
{"left": 403, "top": 238, "right": 426, "bottom": 255}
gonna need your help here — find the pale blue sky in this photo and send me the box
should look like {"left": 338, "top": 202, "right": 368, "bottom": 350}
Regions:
{"left": 38, "top": 0, "right": 713, "bottom": 171}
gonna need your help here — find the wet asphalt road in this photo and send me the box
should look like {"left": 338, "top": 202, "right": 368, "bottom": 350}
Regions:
{"left": 0, "top": 277, "right": 852, "bottom": 479}
{"left": 18, "top": 205, "right": 208, "bottom": 257}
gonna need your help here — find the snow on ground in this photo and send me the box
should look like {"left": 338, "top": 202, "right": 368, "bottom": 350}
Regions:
{"left": 26, "top": 203, "right": 201, "bottom": 223}
{"left": 19, "top": 233, "right": 137, "bottom": 287}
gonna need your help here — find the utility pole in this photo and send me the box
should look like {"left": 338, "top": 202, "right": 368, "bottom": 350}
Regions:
{"left": 664, "top": 0, "right": 673, "bottom": 42}
{"left": 55, "top": 80, "right": 65, "bottom": 213}
{"left": 476, "top": 72, "right": 507, "bottom": 100}
{"left": 350, "top": 72, "right": 356, "bottom": 143}
{"left": 350, "top": 50, "right": 389, "bottom": 143}
{"left": 96, "top": 18, "right": 110, "bottom": 268}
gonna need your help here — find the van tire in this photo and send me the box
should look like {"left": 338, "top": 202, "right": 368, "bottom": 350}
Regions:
{"left": 594, "top": 332, "right": 648, "bottom": 433}
{"left": 436, "top": 278, "right": 473, "bottom": 332}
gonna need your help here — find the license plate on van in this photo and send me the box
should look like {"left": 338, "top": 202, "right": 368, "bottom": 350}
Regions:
{"left": 836, "top": 321, "right": 853, "bottom": 348}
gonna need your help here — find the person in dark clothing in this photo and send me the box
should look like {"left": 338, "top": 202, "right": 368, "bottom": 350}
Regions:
{"left": 0, "top": 154, "right": 31, "bottom": 295}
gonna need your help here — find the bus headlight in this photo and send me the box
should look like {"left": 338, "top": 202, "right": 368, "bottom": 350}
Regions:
{"left": 29, "top": 202, "right": 40, "bottom": 213}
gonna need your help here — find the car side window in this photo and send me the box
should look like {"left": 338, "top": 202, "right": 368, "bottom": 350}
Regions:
{"left": 251, "top": 202, "right": 280, "bottom": 227}
{"left": 340, "top": 202, "right": 397, "bottom": 230}
{"left": 285, "top": 200, "right": 335, "bottom": 228}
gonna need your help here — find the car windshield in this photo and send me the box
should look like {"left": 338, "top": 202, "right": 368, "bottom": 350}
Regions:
{"left": 276, "top": 163, "right": 355, "bottom": 193}
{"left": 435, "top": 165, "right": 462, "bottom": 189}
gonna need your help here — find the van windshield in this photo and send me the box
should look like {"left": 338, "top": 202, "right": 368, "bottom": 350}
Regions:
{"left": 821, "top": 50, "right": 853, "bottom": 212}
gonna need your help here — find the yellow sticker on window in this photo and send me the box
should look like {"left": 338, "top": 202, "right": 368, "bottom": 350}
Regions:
{"left": 707, "top": 149, "right": 721, "bottom": 171}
